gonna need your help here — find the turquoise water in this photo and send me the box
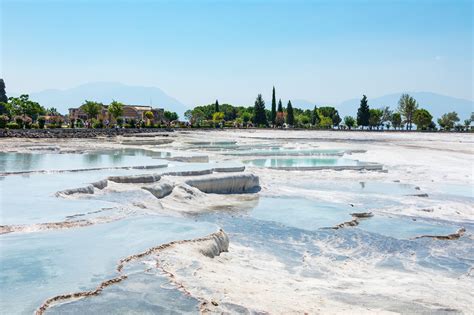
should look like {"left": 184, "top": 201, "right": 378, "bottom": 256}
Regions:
{"left": 244, "top": 157, "right": 363, "bottom": 168}
{"left": 247, "top": 197, "right": 459, "bottom": 239}
{"left": 224, "top": 148, "right": 344, "bottom": 156}
{"left": 0, "top": 216, "right": 217, "bottom": 315}
{"left": 0, "top": 151, "right": 168, "bottom": 173}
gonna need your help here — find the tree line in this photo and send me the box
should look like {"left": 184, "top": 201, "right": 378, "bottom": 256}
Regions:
{"left": 184, "top": 87, "right": 472, "bottom": 131}
{"left": 0, "top": 79, "right": 179, "bottom": 129}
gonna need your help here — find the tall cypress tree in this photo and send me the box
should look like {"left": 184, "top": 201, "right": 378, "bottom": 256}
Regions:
{"left": 286, "top": 100, "right": 294, "bottom": 126}
{"left": 311, "top": 105, "right": 320, "bottom": 126}
{"left": 253, "top": 94, "right": 267, "bottom": 126}
{"left": 277, "top": 99, "right": 283, "bottom": 112}
{"left": 357, "top": 95, "right": 370, "bottom": 129}
{"left": 271, "top": 86, "right": 276, "bottom": 125}
{"left": 214, "top": 99, "right": 219, "bottom": 113}
{"left": 0, "top": 79, "right": 7, "bottom": 114}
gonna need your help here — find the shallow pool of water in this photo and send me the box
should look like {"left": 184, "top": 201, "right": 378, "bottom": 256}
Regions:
{"left": 244, "top": 157, "right": 363, "bottom": 168}
{"left": 0, "top": 152, "right": 168, "bottom": 173}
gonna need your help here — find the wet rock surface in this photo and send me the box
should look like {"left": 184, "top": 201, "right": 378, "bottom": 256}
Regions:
{"left": 0, "top": 128, "right": 173, "bottom": 138}
{"left": 185, "top": 173, "right": 260, "bottom": 194}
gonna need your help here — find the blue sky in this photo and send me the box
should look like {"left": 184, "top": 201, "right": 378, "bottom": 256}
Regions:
{"left": 1, "top": 0, "right": 472, "bottom": 106}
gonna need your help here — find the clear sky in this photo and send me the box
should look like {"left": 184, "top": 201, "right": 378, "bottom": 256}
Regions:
{"left": 1, "top": 0, "right": 472, "bottom": 106}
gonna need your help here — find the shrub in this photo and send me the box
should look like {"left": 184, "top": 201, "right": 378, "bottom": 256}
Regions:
{"left": 6, "top": 122, "right": 20, "bottom": 129}
{"left": 31, "top": 123, "right": 39, "bottom": 129}
{"left": 69, "top": 118, "right": 75, "bottom": 129}
{"left": 129, "top": 119, "right": 136, "bottom": 128}
{"left": 76, "top": 119, "right": 84, "bottom": 128}
{"left": 92, "top": 119, "right": 103, "bottom": 129}
{"left": 14, "top": 116, "right": 24, "bottom": 128}
{"left": 46, "top": 123, "right": 57, "bottom": 129}
{"left": 116, "top": 117, "right": 123, "bottom": 127}
{"left": 38, "top": 116, "right": 46, "bottom": 129}
{"left": 0, "top": 115, "right": 9, "bottom": 128}
{"left": 23, "top": 116, "right": 33, "bottom": 129}
{"left": 123, "top": 123, "right": 131, "bottom": 128}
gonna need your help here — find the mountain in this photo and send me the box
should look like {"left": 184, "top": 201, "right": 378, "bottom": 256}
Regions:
{"left": 24, "top": 82, "right": 189, "bottom": 117}
{"left": 337, "top": 92, "right": 473, "bottom": 121}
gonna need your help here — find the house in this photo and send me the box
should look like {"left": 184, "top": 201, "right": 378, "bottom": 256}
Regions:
{"left": 68, "top": 105, "right": 165, "bottom": 124}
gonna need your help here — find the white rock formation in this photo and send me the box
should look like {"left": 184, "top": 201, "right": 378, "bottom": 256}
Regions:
{"left": 185, "top": 173, "right": 260, "bottom": 194}
{"left": 108, "top": 174, "right": 161, "bottom": 184}
{"left": 142, "top": 182, "right": 174, "bottom": 199}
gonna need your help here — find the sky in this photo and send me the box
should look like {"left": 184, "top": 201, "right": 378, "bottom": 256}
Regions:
{"left": 1, "top": 0, "right": 473, "bottom": 106}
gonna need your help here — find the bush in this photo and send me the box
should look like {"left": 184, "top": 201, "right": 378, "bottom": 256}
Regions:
{"left": 92, "top": 119, "right": 103, "bottom": 129}
{"left": 23, "top": 116, "right": 33, "bottom": 129}
{"left": 116, "top": 117, "right": 123, "bottom": 127}
{"left": 129, "top": 119, "right": 136, "bottom": 128}
{"left": 14, "top": 116, "right": 24, "bottom": 128}
{"left": 69, "top": 118, "right": 75, "bottom": 129}
{"left": 6, "top": 122, "right": 20, "bottom": 129}
{"left": 38, "top": 116, "right": 46, "bottom": 129}
{"left": 46, "top": 123, "right": 58, "bottom": 129}
{"left": 123, "top": 123, "right": 131, "bottom": 128}
{"left": 31, "top": 123, "right": 39, "bottom": 129}
{"left": 0, "top": 115, "right": 9, "bottom": 128}
{"left": 76, "top": 119, "right": 84, "bottom": 128}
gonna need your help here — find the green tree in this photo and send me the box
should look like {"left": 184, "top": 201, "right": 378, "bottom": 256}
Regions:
{"left": 464, "top": 119, "right": 471, "bottom": 131}
{"left": 357, "top": 95, "right": 370, "bottom": 129}
{"left": 6, "top": 94, "right": 45, "bottom": 121}
{"left": 391, "top": 112, "right": 402, "bottom": 130}
{"left": 212, "top": 112, "right": 224, "bottom": 125}
{"left": 214, "top": 99, "right": 219, "bottom": 113}
{"left": 286, "top": 100, "right": 294, "bottom": 126}
{"left": 381, "top": 106, "right": 393, "bottom": 129}
{"left": 164, "top": 111, "right": 179, "bottom": 121}
{"left": 413, "top": 108, "right": 433, "bottom": 130}
{"left": 318, "top": 107, "right": 341, "bottom": 127}
{"left": 398, "top": 94, "right": 418, "bottom": 130}
{"left": 108, "top": 100, "right": 124, "bottom": 122}
{"left": 344, "top": 116, "right": 356, "bottom": 130}
{"left": 319, "top": 116, "right": 333, "bottom": 129}
{"left": 81, "top": 100, "right": 102, "bottom": 121}
{"left": 271, "top": 86, "right": 276, "bottom": 125}
{"left": 369, "top": 109, "right": 383, "bottom": 130}
{"left": 311, "top": 106, "right": 320, "bottom": 126}
{"left": 0, "top": 79, "right": 7, "bottom": 114}
{"left": 437, "top": 112, "right": 459, "bottom": 131}
{"left": 277, "top": 99, "right": 283, "bottom": 112}
{"left": 253, "top": 94, "right": 267, "bottom": 126}
{"left": 241, "top": 112, "right": 252, "bottom": 126}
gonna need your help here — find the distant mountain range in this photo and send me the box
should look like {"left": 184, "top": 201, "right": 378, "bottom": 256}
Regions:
{"left": 13, "top": 82, "right": 473, "bottom": 121}
{"left": 19, "top": 82, "right": 188, "bottom": 118}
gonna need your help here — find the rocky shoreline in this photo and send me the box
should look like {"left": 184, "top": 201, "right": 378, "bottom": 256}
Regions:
{"left": 0, "top": 128, "right": 173, "bottom": 138}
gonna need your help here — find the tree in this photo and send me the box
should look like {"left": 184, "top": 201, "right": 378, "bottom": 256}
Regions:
{"left": 318, "top": 106, "right": 341, "bottom": 127}
{"left": 437, "top": 112, "right": 459, "bottom": 131}
{"left": 464, "top": 119, "right": 471, "bottom": 131}
{"left": 108, "top": 100, "right": 124, "bottom": 122}
{"left": 6, "top": 94, "right": 45, "bottom": 121}
{"left": 357, "top": 95, "right": 370, "bottom": 129}
{"left": 369, "top": 109, "right": 383, "bottom": 130}
{"left": 398, "top": 94, "right": 418, "bottom": 130}
{"left": 286, "top": 100, "right": 294, "bottom": 126}
{"left": 311, "top": 106, "right": 320, "bottom": 126}
{"left": 212, "top": 112, "right": 225, "bottom": 125}
{"left": 164, "top": 111, "right": 179, "bottom": 121}
{"left": 46, "top": 107, "right": 60, "bottom": 116}
{"left": 253, "top": 94, "right": 267, "bottom": 126}
{"left": 81, "top": 100, "right": 102, "bottom": 121}
{"left": 271, "top": 86, "right": 276, "bottom": 125}
{"left": 391, "top": 112, "right": 402, "bottom": 130}
{"left": 381, "top": 106, "right": 393, "bottom": 129}
{"left": 277, "top": 99, "right": 283, "bottom": 112}
{"left": 214, "top": 100, "right": 219, "bottom": 113}
{"left": 319, "top": 116, "right": 333, "bottom": 129}
{"left": 412, "top": 109, "right": 433, "bottom": 130}
{"left": 0, "top": 79, "right": 7, "bottom": 114}
{"left": 344, "top": 116, "right": 356, "bottom": 130}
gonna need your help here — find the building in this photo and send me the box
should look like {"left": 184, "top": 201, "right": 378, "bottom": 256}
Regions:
{"left": 68, "top": 105, "right": 165, "bottom": 124}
